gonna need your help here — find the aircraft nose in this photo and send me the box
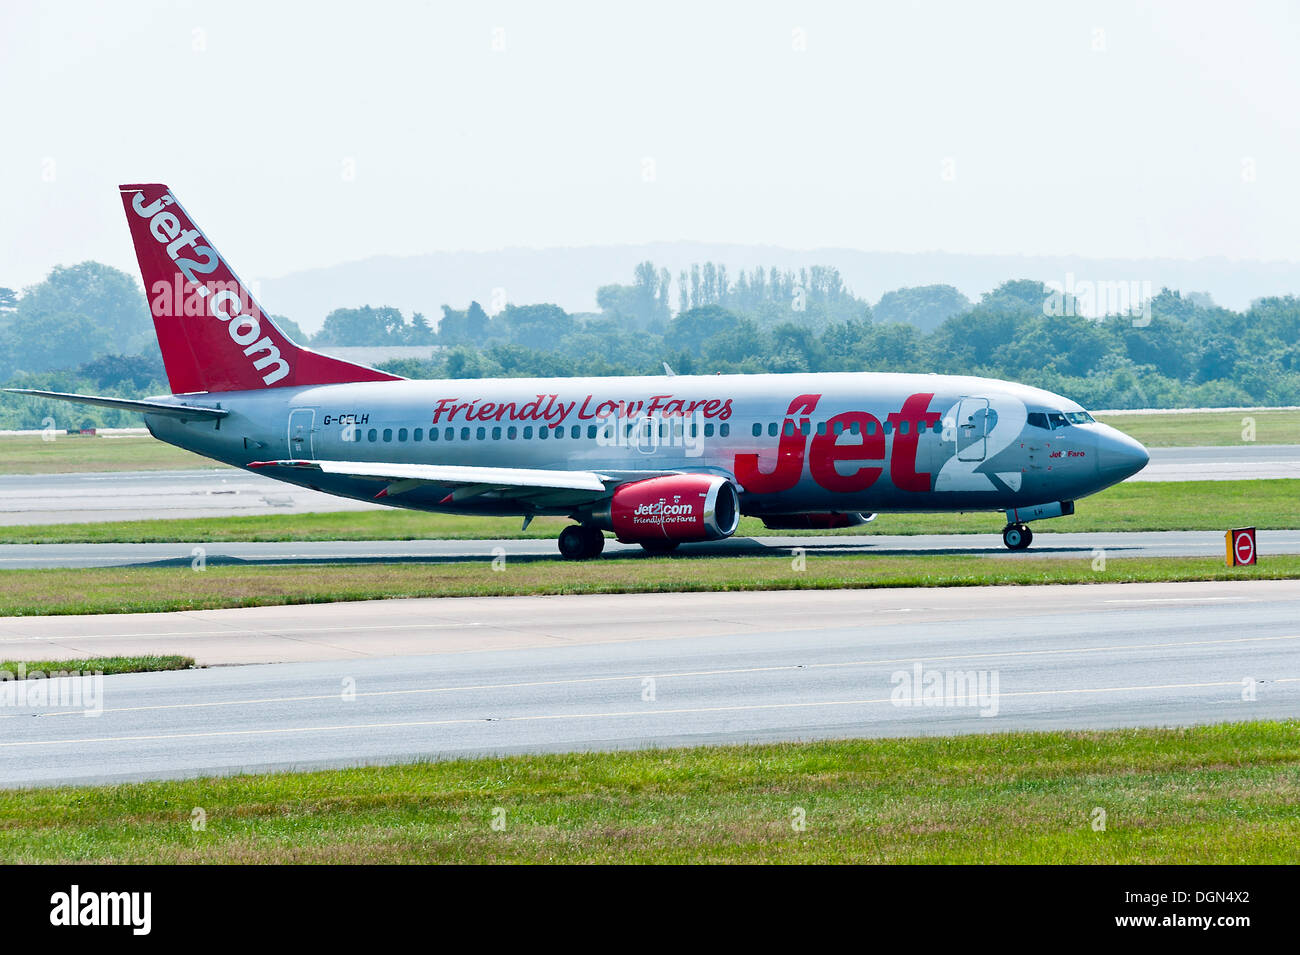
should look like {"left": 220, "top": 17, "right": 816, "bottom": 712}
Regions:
{"left": 1095, "top": 426, "right": 1149, "bottom": 483}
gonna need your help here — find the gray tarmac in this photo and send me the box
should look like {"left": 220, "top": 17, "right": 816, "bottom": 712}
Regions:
{"left": 0, "top": 468, "right": 380, "bottom": 526}
{"left": 1, "top": 528, "right": 1297, "bottom": 569}
{"left": 0, "top": 580, "right": 1295, "bottom": 787}
{"left": 1130, "top": 444, "right": 1300, "bottom": 481}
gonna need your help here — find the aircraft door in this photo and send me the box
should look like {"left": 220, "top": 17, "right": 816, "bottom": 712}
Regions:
{"left": 288, "top": 408, "right": 316, "bottom": 459}
{"left": 634, "top": 415, "right": 659, "bottom": 455}
{"left": 956, "top": 397, "right": 989, "bottom": 461}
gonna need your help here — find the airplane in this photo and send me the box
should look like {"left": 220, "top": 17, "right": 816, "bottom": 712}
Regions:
{"left": 8, "top": 183, "right": 1150, "bottom": 560}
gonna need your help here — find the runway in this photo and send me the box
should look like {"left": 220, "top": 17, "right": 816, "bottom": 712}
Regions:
{"left": 0, "top": 468, "right": 380, "bottom": 526}
{"left": 0, "top": 444, "right": 1295, "bottom": 526}
{"left": 1130, "top": 444, "right": 1300, "bottom": 481}
{"left": 0, "top": 580, "right": 1296, "bottom": 787}
{"left": 1, "top": 528, "right": 1298, "bottom": 569}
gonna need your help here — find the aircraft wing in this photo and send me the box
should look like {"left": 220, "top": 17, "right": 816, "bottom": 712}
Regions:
{"left": 247, "top": 458, "right": 676, "bottom": 506}
{"left": 3, "top": 389, "right": 229, "bottom": 420}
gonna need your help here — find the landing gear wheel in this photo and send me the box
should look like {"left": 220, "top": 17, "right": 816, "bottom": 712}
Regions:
{"left": 639, "top": 539, "right": 680, "bottom": 555}
{"left": 559, "top": 524, "right": 604, "bottom": 560}
{"left": 582, "top": 524, "right": 606, "bottom": 557}
{"left": 1002, "top": 523, "right": 1033, "bottom": 550}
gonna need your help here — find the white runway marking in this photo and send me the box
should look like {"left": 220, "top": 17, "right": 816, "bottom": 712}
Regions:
{"left": 1104, "top": 596, "right": 1248, "bottom": 604}
{"left": 0, "top": 621, "right": 491, "bottom": 644}
{"left": 7, "top": 678, "right": 1297, "bottom": 750}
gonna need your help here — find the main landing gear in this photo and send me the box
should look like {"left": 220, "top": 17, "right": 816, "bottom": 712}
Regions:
{"left": 556, "top": 525, "right": 683, "bottom": 559}
{"left": 558, "top": 524, "right": 606, "bottom": 560}
{"left": 1002, "top": 523, "right": 1033, "bottom": 550}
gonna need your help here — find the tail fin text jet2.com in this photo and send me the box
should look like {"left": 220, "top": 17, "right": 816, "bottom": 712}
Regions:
{"left": 9, "top": 184, "right": 1149, "bottom": 559}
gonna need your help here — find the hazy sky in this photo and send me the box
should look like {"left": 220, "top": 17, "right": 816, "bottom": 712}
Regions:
{"left": 3, "top": 0, "right": 1298, "bottom": 292}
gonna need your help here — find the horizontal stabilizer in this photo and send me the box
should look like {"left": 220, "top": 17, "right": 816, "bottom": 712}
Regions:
{"left": 3, "top": 389, "right": 229, "bottom": 420}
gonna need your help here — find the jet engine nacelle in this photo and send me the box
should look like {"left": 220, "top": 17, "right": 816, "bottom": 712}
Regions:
{"left": 759, "top": 511, "right": 875, "bottom": 530}
{"left": 595, "top": 474, "right": 740, "bottom": 543}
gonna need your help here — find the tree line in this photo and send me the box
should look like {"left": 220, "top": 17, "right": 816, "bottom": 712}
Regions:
{"left": 3, "top": 260, "right": 1299, "bottom": 429}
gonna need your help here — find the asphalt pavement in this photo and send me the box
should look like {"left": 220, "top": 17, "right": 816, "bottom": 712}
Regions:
{"left": 1, "top": 580, "right": 1294, "bottom": 786}
{"left": 0, "top": 528, "right": 1296, "bottom": 569}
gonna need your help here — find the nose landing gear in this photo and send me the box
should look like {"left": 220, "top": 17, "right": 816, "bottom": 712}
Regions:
{"left": 1002, "top": 523, "right": 1033, "bottom": 550}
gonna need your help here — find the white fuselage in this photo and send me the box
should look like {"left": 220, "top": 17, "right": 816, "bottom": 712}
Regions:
{"left": 144, "top": 371, "right": 1150, "bottom": 518}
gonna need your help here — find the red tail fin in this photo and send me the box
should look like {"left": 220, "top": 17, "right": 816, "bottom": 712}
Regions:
{"left": 119, "top": 183, "right": 402, "bottom": 394}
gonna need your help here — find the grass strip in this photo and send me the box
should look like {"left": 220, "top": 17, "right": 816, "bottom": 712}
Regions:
{"left": 0, "top": 656, "right": 193, "bottom": 677}
{"left": 0, "top": 721, "right": 1295, "bottom": 863}
{"left": 0, "top": 554, "right": 1296, "bottom": 617}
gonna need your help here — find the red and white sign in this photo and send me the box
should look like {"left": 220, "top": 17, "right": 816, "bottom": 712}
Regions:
{"left": 1226, "top": 527, "right": 1257, "bottom": 566}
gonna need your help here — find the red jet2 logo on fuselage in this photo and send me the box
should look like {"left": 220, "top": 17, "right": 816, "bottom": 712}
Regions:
{"left": 734, "top": 393, "right": 943, "bottom": 495}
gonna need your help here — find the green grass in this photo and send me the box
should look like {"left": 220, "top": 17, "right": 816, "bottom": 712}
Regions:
{"left": 0, "top": 721, "right": 1295, "bottom": 862}
{"left": 0, "top": 656, "right": 193, "bottom": 678}
{"left": 1095, "top": 408, "right": 1300, "bottom": 447}
{"left": 0, "top": 554, "right": 1295, "bottom": 617}
{"left": 0, "top": 433, "right": 221, "bottom": 474}
{"left": 3, "top": 478, "right": 1296, "bottom": 543}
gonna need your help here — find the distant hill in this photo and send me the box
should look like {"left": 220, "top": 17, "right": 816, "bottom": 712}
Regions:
{"left": 256, "top": 243, "right": 1300, "bottom": 334}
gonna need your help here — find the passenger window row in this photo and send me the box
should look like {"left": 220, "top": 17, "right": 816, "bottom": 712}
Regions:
{"left": 347, "top": 410, "right": 1096, "bottom": 443}
{"left": 749, "top": 419, "right": 944, "bottom": 438}
{"left": 627, "top": 421, "right": 729, "bottom": 439}
{"left": 359, "top": 422, "right": 732, "bottom": 443}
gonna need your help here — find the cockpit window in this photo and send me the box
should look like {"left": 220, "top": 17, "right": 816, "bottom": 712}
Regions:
{"left": 1065, "top": 411, "right": 1094, "bottom": 425}
{"left": 1047, "top": 412, "right": 1069, "bottom": 429}
{"left": 1026, "top": 412, "right": 1049, "bottom": 429}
